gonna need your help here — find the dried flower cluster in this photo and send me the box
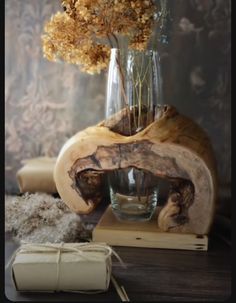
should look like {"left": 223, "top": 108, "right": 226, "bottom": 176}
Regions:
{"left": 42, "top": 0, "right": 156, "bottom": 73}
{"left": 5, "top": 193, "right": 92, "bottom": 243}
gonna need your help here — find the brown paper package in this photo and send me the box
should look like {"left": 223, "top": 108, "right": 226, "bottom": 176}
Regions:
{"left": 11, "top": 243, "right": 112, "bottom": 292}
{"left": 16, "top": 157, "right": 57, "bottom": 193}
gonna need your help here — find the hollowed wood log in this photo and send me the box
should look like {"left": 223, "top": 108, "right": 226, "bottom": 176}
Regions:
{"left": 54, "top": 105, "right": 217, "bottom": 235}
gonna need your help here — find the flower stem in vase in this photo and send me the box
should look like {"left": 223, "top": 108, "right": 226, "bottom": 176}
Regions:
{"left": 106, "top": 49, "right": 163, "bottom": 221}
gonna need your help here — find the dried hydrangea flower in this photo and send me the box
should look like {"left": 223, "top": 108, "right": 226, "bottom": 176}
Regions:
{"left": 42, "top": 0, "right": 157, "bottom": 73}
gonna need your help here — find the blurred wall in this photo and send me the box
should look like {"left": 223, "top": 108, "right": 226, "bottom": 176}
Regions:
{"left": 5, "top": 0, "right": 231, "bottom": 193}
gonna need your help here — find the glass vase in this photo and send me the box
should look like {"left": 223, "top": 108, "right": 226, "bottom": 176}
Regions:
{"left": 105, "top": 48, "right": 163, "bottom": 221}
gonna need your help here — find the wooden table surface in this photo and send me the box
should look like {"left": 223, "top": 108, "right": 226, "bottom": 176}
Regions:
{"left": 5, "top": 201, "right": 231, "bottom": 302}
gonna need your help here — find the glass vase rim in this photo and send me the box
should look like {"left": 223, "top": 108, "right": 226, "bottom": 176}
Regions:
{"left": 110, "top": 48, "right": 159, "bottom": 55}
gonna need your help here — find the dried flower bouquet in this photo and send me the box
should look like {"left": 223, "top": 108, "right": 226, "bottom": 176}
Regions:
{"left": 42, "top": 0, "right": 157, "bottom": 74}
{"left": 42, "top": 0, "right": 167, "bottom": 138}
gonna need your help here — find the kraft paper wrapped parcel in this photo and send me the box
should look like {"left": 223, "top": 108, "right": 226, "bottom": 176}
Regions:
{"left": 16, "top": 157, "right": 57, "bottom": 193}
{"left": 10, "top": 243, "right": 113, "bottom": 292}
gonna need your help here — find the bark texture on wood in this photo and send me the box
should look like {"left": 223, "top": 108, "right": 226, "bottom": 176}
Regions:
{"left": 54, "top": 105, "right": 217, "bottom": 235}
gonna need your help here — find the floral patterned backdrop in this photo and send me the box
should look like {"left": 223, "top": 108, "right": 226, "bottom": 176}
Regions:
{"left": 5, "top": 0, "right": 231, "bottom": 194}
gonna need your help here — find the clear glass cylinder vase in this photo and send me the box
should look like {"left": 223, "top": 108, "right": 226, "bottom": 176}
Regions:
{"left": 105, "top": 48, "right": 163, "bottom": 221}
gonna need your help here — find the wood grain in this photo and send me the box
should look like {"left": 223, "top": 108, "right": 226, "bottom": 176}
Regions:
{"left": 54, "top": 105, "right": 217, "bottom": 235}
